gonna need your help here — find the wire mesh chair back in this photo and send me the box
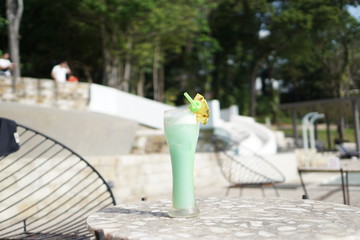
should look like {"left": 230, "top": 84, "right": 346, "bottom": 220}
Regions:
{"left": 0, "top": 123, "right": 116, "bottom": 240}
{"left": 212, "top": 135, "right": 285, "bottom": 194}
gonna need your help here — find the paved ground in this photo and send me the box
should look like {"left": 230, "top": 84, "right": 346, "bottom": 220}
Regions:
{"left": 150, "top": 172, "right": 360, "bottom": 208}
{"left": 193, "top": 176, "right": 360, "bottom": 208}
{"left": 0, "top": 102, "right": 138, "bottom": 156}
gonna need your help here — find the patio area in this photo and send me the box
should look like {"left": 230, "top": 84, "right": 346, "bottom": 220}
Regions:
{"left": 193, "top": 170, "right": 360, "bottom": 207}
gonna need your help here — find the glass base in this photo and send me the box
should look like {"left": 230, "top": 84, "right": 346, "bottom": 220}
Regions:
{"left": 168, "top": 205, "right": 200, "bottom": 218}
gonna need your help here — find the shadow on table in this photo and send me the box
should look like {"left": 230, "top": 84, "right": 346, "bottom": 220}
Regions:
{"left": 99, "top": 207, "right": 169, "bottom": 218}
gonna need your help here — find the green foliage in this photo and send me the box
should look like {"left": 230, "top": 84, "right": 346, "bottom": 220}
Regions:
{"left": 281, "top": 126, "right": 355, "bottom": 148}
{"left": 2, "top": 0, "right": 360, "bottom": 117}
{"left": 0, "top": 17, "right": 7, "bottom": 34}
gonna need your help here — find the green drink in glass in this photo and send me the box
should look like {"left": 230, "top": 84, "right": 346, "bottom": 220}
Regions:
{"left": 164, "top": 109, "right": 200, "bottom": 217}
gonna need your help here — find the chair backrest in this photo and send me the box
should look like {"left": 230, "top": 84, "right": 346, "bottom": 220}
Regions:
{"left": 212, "top": 135, "right": 285, "bottom": 185}
{"left": 0, "top": 120, "right": 116, "bottom": 239}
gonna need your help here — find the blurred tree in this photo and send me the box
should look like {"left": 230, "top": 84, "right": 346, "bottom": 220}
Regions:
{"left": 6, "top": 0, "right": 23, "bottom": 91}
{"left": 210, "top": 0, "right": 360, "bottom": 117}
{"left": 210, "top": 0, "right": 282, "bottom": 116}
{"left": 163, "top": 0, "right": 218, "bottom": 103}
{"left": 75, "top": 0, "right": 210, "bottom": 102}
{"left": 350, "top": 34, "right": 360, "bottom": 91}
{"left": 273, "top": 0, "right": 360, "bottom": 102}
{"left": 2, "top": 0, "right": 360, "bottom": 114}
{"left": 19, "top": 0, "right": 102, "bottom": 82}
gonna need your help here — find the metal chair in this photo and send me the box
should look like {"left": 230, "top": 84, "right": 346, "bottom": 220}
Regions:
{"left": 0, "top": 118, "right": 116, "bottom": 240}
{"left": 336, "top": 144, "right": 360, "bottom": 159}
{"left": 212, "top": 135, "right": 285, "bottom": 196}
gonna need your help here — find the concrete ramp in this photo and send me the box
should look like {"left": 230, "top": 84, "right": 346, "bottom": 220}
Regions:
{"left": 230, "top": 115, "right": 277, "bottom": 155}
{"left": 217, "top": 109, "right": 277, "bottom": 156}
{"left": 0, "top": 102, "right": 138, "bottom": 156}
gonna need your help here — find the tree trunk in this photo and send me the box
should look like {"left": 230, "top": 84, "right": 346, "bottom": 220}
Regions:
{"left": 110, "top": 56, "right": 121, "bottom": 88}
{"left": 82, "top": 66, "right": 93, "bottom": 83}
{"left": 103, "top": 47, "right": 122, "bottom": 88}
{"left": 159, "top": 63, "right": 165, "bottom": 102}
{"left": 137, "top": 70, "right": 145, "bottom": 97}
{"left": 339, "top": 41, "right": 350, "bottom": 97}
{"left": 101, "top": 23, "right": 122, "bottom": 88}
{"left": 249, "top": 70, "right": 257, "bottom": 117}
{"left": 249, "top": 61, "right": 261, "bottom": 117}
{"left": 6, "top": 0, "right": 23, "bottom": 93}
{"left": 249, "top": 54, "right": 268, "bottom": 117}
{"left": 121, "top": 39, "right": 132, "bottom": 92}
{"left": 101, "top": 23, "right": 110, "bottom": 86}
{"left": 153, "top": 37, "right": 161, "bottom": 101}
{"left": 337, "top": 117, "right": 345, "bottom": 142}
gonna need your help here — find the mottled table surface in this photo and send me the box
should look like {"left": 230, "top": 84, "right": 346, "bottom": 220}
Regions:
{"left": 86, "top": 197, "right": 360, "bottom": 240}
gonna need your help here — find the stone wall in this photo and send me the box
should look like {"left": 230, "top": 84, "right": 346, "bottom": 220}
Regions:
{"left": 87, "top": 152, "right": 298, "bottom": 204}
{"left": 0, "top": 76, "right": 90, "bottom": 110}
{"left": 1, "top": 151, "right": 297, "bottom": 228}
{"left": 0, "top": 151, "right": 225, "bottom": 234}
{"left": 88, "top": 153, "right": 226, "bottom": 203}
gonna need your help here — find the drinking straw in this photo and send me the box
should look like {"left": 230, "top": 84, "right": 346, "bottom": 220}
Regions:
{"left": 184, "top": 92, "right": 201, "bottom": 112}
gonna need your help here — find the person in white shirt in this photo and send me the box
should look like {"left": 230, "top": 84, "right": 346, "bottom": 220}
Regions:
{"left": 51, "top": 60, "right": 71, "bottom": 83}
{"left": 0, "top": 53, "right": 14, "bottom": 76}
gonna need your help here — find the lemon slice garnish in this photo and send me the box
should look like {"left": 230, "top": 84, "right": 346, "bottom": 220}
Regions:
{"left": 193, "top": 93, "right": 210, "bottom": 125}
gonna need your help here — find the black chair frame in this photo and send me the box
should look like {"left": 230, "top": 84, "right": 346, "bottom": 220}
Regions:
{"left": 0, "top": 122, "right": 116, "bottom": 240}
{"left": 212, "top": 135, "right": 285, "bottom": 196}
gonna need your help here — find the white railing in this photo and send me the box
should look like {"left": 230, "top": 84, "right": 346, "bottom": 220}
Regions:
{"left": 88, "top": 83, "right": 223, "bottom": 130}
{"left": 88, "top": 84, "right": 174, "bottom": 129}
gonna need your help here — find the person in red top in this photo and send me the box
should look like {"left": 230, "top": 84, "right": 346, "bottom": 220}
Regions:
{"left": 67, "top": 74, "right": 79, "bottom": 82}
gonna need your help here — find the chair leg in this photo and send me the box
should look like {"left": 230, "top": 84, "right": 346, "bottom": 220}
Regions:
{"left": 273, "top": 184, "right": 280, "bottom": 197}
{"left": 302, "top": 194, "right": 309, "bottom": 199}
{"left": 225, "top": 187, "right": 230, "bottom": 196}
{"left": 261, "top": 185, "right": 265, "bottom": 197}
{"left": 95, "top": 230, "right": 105, "bottom": 240}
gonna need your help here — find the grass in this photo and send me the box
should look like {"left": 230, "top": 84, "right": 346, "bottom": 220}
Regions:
{"left": 280, "top": 127, "right": 355, "bottom": 149}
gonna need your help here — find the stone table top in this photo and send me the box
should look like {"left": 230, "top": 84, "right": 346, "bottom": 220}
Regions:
{"left": 86, "top": 197, "right": 360, "bottom": 240}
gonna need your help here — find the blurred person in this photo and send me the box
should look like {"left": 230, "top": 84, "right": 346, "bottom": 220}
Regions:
{"left": 51, "top": 60, "right": 71, "bottom": 83}
{"left": 0, "top": 52, "right": 14, "bottom": 76}
{"left": 67, "top": 74, "right": 79, "bottom": 82}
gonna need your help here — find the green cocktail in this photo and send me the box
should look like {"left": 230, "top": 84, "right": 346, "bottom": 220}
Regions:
{"left": 164, "top": 109, "right": 200, "bottom": 217}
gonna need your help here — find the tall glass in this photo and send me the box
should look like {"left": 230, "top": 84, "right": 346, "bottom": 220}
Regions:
{"left": 164, "top": 109, "right": 200, "bottom": 217}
